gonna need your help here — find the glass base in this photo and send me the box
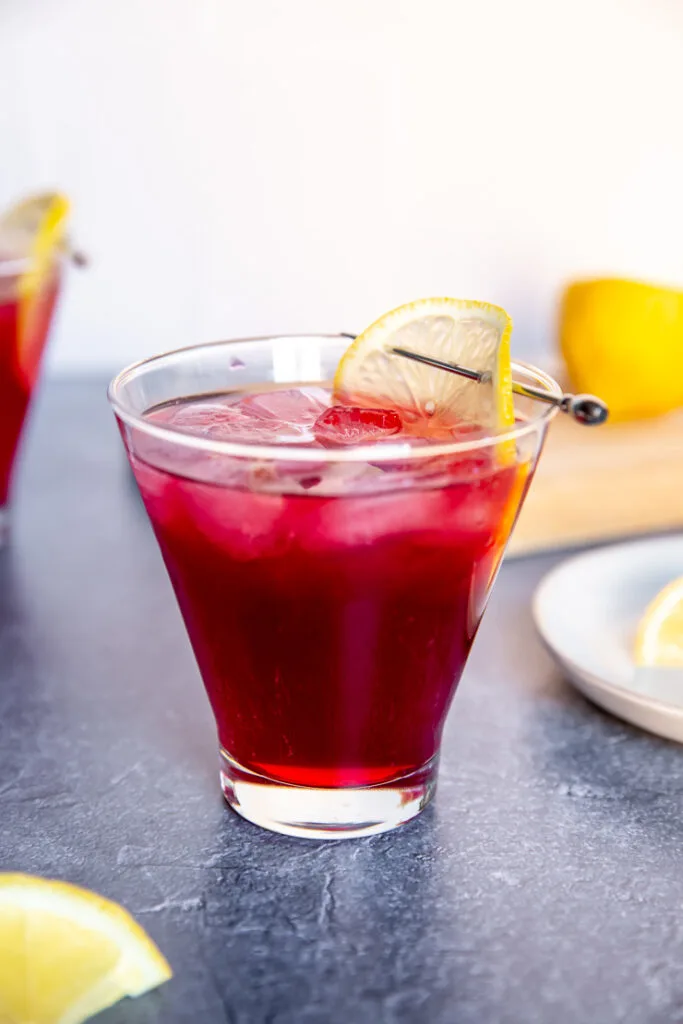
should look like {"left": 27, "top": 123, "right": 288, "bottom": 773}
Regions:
{"left": 220, "top": 749, "right": 438, "bottom": 840}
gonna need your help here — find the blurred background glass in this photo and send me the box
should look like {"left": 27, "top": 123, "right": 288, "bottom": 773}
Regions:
{"left": 0, "top": 194, "right": 68, "bottom": 535}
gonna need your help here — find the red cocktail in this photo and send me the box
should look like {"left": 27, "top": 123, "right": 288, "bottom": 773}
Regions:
{"left": 110, "top": 335, "right": 559, "bottom": 838}
{"left": 0, "top": 265, "right": 61, "bottom": 514}
{"left": 0, "top": 192, "right": 69, "bottom": 537}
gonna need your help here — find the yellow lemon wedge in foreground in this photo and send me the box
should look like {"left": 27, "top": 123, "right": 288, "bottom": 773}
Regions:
{"left": 0, "top": 192, "right": 71, "bottom": 389}
{"left": 0, "top": 874, "right": 172, "bottom": 1024}
{"left": 634, "top": 577, "right": 683, "bottom": 668}
{"left": 334, "top": 298, "right": 514, "bottom": 434}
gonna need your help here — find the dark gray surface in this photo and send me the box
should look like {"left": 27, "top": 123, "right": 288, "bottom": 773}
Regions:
{"left": 2, "top": 380, "right": 683, "bottom": 1024}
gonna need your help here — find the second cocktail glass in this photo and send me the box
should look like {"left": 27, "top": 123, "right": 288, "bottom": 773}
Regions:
{"left": 109, "top": 334, "right": 561, "bottom": 839}
{"left": 0, "top": 254, "right": 63, "bottom": 538}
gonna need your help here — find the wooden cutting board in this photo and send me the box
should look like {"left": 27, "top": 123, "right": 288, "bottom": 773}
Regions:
{"left": 508, "top": 408, "right": 683, "bottom": 557}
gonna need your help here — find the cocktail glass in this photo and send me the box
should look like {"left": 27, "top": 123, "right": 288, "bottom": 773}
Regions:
{"left": 0, "top": 253, "right": 63, "bottom": 540}
{"left": 109, "top": 335, "right": 561, "bottom": 839}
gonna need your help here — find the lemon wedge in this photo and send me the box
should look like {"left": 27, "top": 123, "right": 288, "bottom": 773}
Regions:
{"left": 334, "top": 298, "right": 514, "bottom": 434}
{"left": 634, "top": 577, "right": 683, "bottom": 668}
{"left": 0, "top": 192, "right": 70, "bottom": 389}
{"left": 0, "top": 873, "right": 172, "bottom": 1024}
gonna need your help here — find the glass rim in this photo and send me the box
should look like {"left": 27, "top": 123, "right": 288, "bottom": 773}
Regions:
{"left": 107, "top": 334, "right": 563, "bottom": 464}
{"left": 0, "top": 257, "right": 30, "bottom": 277}
{"left": 0, "top": 251, "right": 67, "bottom": 278}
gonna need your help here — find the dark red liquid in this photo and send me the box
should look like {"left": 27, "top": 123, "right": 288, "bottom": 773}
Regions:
{"left": 128, "top": 391, "right": 526, "bottom": 788}
{"left": 0, "top": 274, "right": 61, "bottom": 504}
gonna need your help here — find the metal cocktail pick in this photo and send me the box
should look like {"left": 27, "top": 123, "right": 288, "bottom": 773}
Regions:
{"left": 390, "top": 346, "right": 609, "bottom": 426}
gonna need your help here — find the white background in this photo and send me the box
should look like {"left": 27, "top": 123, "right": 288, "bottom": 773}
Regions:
{"left": 2, "top": 0, "right": 683, "bottom": 374}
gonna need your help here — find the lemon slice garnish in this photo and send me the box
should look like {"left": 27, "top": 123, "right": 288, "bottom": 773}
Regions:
{"left": 334, "top": 297, "right": 514, "bottom": 434}
{"left": 0, "top": 192, "right": 70, "bottom": 387}
{"left": 634, "top": 576, "right": 683, "bottom": 668}
{"left": 0, "top": 873, "right": 172, "bottom": 1024}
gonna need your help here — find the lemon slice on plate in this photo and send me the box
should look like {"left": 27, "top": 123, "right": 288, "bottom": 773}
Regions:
{"left": 0, "top": 873, "right": 172, "bottom": 1024}
{"left": 634, "top": 576, "right": 683, "bottom": 668}
{"left": 0, "top": 192, "right": 70, "bottom": 389}
{"left": 334, "top": 297, "right": 514, "bottom": 433}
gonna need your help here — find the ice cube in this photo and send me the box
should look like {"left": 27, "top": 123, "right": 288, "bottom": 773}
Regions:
{"left": 304, "top": 484, "right": 459, "bottom": 552}
{"left": 314, "top": 406, "right": 403, "bottom": 447}
{"left": 294, "top": 461, "right": 386, "bottom": 496}
{"left": 178, "top": 481, "right": 288, "bottom": 560}
{"left": 238, "top": 387, "right": 330, "bottom": 424}
{"left": 204, "top": 409, "right": 310, "bottom": 444}
{"left": 158, "top": 398, "right": 313, "bottom": 444}
{"left": 164, "top": 401, "right": 235, "bottom": 436}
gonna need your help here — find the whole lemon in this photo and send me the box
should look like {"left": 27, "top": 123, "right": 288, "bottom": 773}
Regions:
{"left": 559, "top": 278, "right": 683, "bottom": 422}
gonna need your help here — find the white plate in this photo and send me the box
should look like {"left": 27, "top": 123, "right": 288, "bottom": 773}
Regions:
{"left": 533, "top": 535, "right": 683, "bottom": 742}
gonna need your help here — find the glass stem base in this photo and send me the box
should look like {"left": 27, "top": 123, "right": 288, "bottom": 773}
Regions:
{"left": 220, "top": 749, "right": 438, "bottom": 840}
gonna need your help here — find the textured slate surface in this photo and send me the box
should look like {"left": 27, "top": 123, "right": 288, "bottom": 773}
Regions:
{"left": 1, "top": 380, "right": 683, "bottom": 1023}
